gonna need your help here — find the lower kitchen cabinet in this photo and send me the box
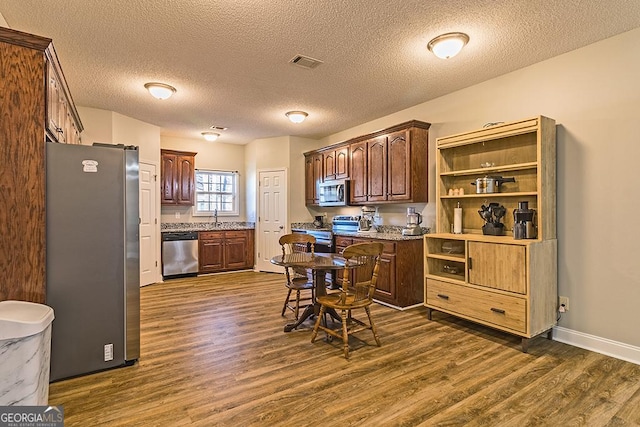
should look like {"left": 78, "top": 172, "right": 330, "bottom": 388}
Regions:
{"left": 335, "top": 235, "right": 423, "bottom": 308}
{"left": 199, "top": 230, "right": 254, "bottom": 273}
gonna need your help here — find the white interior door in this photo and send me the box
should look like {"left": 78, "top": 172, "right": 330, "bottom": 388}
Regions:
{"left": 139, "top": 161, "right": 159, "bottom": 286}
{"left": 256, "top": 169, "right": 287, "bottom": 273}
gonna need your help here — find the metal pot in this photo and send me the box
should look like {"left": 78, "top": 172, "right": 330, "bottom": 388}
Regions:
{"left": 471, "top": 176, "right": 516, "bottom": 194}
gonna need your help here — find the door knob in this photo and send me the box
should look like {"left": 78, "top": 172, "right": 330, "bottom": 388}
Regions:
{"left": 279, "top": 225, "right": 284, "bottom": 229}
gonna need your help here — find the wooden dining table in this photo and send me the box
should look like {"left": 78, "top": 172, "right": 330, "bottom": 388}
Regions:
{"left": 270, "top": 252, "right": 363, "bottom": 332}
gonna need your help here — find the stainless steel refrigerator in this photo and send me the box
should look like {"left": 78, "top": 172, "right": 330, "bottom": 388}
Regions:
{"left": 46, "top": 142, "right": 140, "bottom": 381}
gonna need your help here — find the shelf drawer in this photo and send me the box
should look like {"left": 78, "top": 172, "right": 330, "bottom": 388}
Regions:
{"left": 426, "top": 279, "right": 526, "bottom": 333}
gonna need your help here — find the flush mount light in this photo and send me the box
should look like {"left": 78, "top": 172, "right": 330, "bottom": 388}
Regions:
{"left": 144, "top": 82, "right": 177, "bottom": 100}
{"left": 427, "top": 32, "right": 469, "bottom": 59}
{"left": 286, "top": 111, "right": 308, "bottom": 123}
{"left": 201, "top": 132, "right": 220, "bottom": 142}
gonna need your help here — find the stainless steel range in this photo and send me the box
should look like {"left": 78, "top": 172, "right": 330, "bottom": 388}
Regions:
{"left": 304, "top": 229, "right": 333, "bottom": 253}
{"left": 332, "top": 215, "right": 360, "bottom": 233}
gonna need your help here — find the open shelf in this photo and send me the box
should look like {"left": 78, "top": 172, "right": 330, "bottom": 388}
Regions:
{"left": 440, "top": 162, "right": 538, "bottom": 177}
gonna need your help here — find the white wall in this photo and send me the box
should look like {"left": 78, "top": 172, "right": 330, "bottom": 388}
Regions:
{"left": 315, "top": 28, "right": 640, "bottom": 350}
{"left": 161, "top": 135, "right": 246, "bottom": 223}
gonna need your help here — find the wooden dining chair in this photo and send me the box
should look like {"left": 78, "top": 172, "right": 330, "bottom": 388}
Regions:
{"left": 311, "top": 242, "right": 384, "bottom": 359}
{"left": 278, "top": 233, "right": 316, "bottom": 320}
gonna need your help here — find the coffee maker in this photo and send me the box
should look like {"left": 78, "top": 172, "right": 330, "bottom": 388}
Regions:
{"left": 513, "top": 201, "right": 537, "bottom": 239}
{"left": 402, "top": 207, "right": 423, "bottom": 236}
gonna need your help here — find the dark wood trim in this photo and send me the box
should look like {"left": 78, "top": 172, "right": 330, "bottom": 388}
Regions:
{"left": 304, "top": 120, "right": 431, "bottom": 156}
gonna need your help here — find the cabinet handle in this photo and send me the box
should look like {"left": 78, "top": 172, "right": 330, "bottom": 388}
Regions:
{"left": 490, "top": 307, "right": 506, "bottom": 314}
{"left": 437, "top": 294, "right": 449, "bottom": 300}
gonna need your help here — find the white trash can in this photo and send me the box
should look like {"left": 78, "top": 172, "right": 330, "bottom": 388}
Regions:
{"left": 0, "top": 300, "right": 55, "bottom": 405}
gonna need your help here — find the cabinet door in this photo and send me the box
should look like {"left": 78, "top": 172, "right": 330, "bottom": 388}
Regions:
{"left": 468, "top": 242, "right": 526, "bottom": 294}
{"left": 387, "top": 130, "right": 411, "bottom": 201}
{"left": 47, "top": 63, "right": 63, "bottom": 142}
{"left": 323, "top": 150, "right": 336, "bottom": 181}
{"left": 367, "top": 136, "right": 388, "bottom": 202}
{"left": 160, "top": 152, "right": 178, "bottom": 204}
{"left": 305, "top": 155, "right": 315, "bottom": 205}
{"left": 374, "top": 253, "right": 396, "bottom": 302}
{"left": 349, "top": 141, "right": 367, "bottom": 204}
{"left": 175, "top": 155, "right": 195, "bottom": 205}
{"left": 335, "top": 146, "right": 349, "bottom": 179}
{"left": 225, "top": 233, "right": 249, "bottom": 269}
{"left": 199, "top": 238, "right": 225, "bottom": 272}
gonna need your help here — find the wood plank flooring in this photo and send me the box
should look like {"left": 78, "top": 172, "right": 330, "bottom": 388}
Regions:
{"left": 49, "top": 271, "right": 640, "bottom": 426}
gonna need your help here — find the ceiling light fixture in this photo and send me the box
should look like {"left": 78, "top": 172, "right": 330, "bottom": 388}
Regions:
{"left": 427, "top": 32, "right": 469, "bottom": 59}
{"left": 286, "top": 111, "right": 308, "bottom": 124}
{"left": 201, "top": 132, "right": 220, "bottom": 142}
{"left": 144, "top": 82, "right": 177, "bottom": 100}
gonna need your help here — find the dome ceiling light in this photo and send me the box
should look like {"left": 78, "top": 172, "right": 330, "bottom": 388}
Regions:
{"left": 427, "top": 32, "right": 469, "bottom": 59}
{"left": 285, "top": 111, "right": 308, "bottom": 123}
{"left": 201, "top": 132, "right": 220, "bottom": 142}
{"left": 144, "top": 82, "right": 177, "bottom": 100}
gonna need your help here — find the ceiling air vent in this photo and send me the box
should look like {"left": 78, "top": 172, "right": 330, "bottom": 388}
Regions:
{"left": 289, "top": 54, "right": 323, "bottom": 69}
{"left": 209, "top": 126, "right": 228, "bottom": 131}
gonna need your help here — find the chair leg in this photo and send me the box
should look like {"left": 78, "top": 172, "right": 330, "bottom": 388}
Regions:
{"left": 364, "top": 306, "right": 381, "bottom": 346}
{"left": 294, "top": 290, "right": 301, "bottom": 320}
{"left": 311, "top": 305, "right": 326, "bottom": 343}
{"left": 341, "top": 309, "right": 350, "bottom": 359}
{"left": 281, "top": 288, "right": 293, "bottom": 317}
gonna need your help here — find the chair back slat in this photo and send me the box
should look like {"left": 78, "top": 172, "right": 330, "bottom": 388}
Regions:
{"left": 279, "top": 233, "right": 316, "bottom": 279}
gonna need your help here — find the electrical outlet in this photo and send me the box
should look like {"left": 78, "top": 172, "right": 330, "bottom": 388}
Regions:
{"left": 175, "top": 211, "right": 180, "bottom": 219}
{"left": 559, "top": 296, "right": 569, "bottom": 312}
{"left": 104, "top": 343, "right": 114, "bottom": 361}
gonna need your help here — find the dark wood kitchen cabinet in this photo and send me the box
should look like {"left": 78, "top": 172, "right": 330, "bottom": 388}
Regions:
{"left": 199, "top": 230, "right": 254, "bottom": 273}
{"left": 334, "top": 235, "right": 423, "bottom": 308}
{"left": 352, "top": 122, "right": 429, "bottom": 204}
{"left": 304, "top": 121, "right": 429, "bottom": 207}
{"left": 0, "top": 27, "right": 83, "bottom": 303}
{"left": 321, "top": 144, "right": 349, "bottom": 181}
{"left": 304, "top": 152, "right": 323, "bottom": 205}
{"left": 161, "top": 149, "right": 197, "bottom": 206}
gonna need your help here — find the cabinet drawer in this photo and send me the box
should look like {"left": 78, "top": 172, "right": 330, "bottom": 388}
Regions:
{"left": 335, "top": 236, "right": 353, "bottom": 247}
{"left": 224, "top": 230, "right": 247, "bottom": 238}
{"left": 426, "top": 279, "right": 526, "bottom": 333}
{"left": 199, "top": 231, "right": 223, "bottom": 240}
{"left": 351, "top": 237, "right": 395, "bottom": 254}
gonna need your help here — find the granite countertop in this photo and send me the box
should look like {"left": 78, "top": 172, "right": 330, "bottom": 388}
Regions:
{"left": 291, "top": 222, "right": 429, "bottom": 241}
{"left": 161, "top": 222, "right": 255, "bottom": 233}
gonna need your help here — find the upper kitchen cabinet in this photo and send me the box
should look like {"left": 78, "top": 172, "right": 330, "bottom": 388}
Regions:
{"left": 350, "top": 121, "right": 430, "bottom": 205}
{"left": 304, "top": 152, "right": 323, "bottom": 205}
{"left": 321, "top": 144, "right": 349, "bottom": 181}
{"left": 303, "top": 120, "right": 430, "bottom": 207}
{"left": 161, "top": 149, "right": 197, "bottom": 206}
{"left": 0, "top": 27, "right": 84, "bottom": 303}
{"left": 47, "top": 61, "right": 82, "bottom": 144}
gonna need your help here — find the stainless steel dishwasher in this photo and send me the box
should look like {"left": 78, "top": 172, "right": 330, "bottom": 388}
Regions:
{"left": 162, "top": 231, "right": 199, "bottom": 278}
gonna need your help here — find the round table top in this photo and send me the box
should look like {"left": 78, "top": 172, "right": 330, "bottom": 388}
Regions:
{"left": 270, "top": 252, "right": 359, "bottom": 270}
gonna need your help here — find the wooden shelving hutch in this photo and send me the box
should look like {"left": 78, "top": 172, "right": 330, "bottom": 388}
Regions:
{"left": 424, "top": 116, "right": 558, "bottom": 352}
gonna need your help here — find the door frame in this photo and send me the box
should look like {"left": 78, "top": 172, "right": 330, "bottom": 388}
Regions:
{"left": 255, "top": 168, "right": 288, "bottom": 273}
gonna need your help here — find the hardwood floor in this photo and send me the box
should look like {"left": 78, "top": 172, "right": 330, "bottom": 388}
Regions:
{"left": 49, "top": 271, "right": 640, "bottom": 426}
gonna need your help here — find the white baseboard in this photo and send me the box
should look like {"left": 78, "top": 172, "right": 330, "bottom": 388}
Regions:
{"left": 552, "top": 326, "right": 640, "bottom": 366}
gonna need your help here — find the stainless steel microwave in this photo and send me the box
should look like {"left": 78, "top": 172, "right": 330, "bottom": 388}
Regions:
{"left": 318, "top": 179, "right": 350, "bottom": 206}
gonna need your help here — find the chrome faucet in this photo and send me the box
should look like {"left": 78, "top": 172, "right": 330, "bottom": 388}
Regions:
{"left": 213, "top": 208, "right": 219, "bottom": 227}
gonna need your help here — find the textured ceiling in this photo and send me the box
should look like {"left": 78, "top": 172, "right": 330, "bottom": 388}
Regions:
{"left": 2, "top": 1, "right": 640, "bottom": 144}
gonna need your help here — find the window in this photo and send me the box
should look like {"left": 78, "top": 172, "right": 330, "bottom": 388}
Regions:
{"left": 194, "top": 170, "right": 239, "bottom": 216}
